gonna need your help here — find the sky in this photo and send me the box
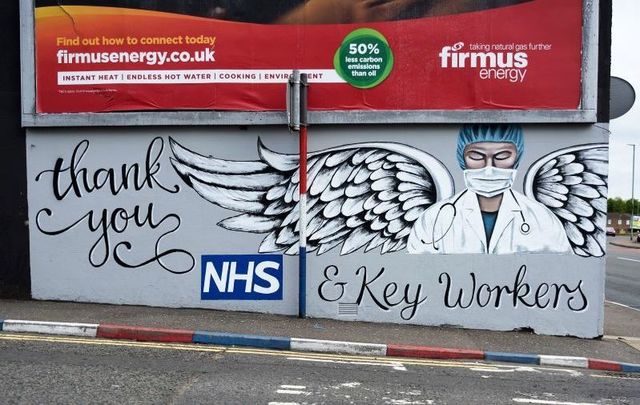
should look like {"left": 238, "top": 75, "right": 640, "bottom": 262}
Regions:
{"left": 608, "top": 0, "right": 640, "bottom": 199}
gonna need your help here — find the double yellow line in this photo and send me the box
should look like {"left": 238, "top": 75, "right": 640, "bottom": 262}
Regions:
{"left": 0, "top": 332, "right": 484, "bottom": 370}
{"left": 3, "top": 332, "right": 636, "bottom": 380}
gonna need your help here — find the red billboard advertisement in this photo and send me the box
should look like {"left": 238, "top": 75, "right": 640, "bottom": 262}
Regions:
{"left": 34, "top": 0, "right": 583, "bottom": 113}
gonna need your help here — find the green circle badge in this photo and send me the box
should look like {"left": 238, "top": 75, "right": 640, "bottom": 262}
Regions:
{"left": 334, "top": 28, "right": 394, "bottom": 89}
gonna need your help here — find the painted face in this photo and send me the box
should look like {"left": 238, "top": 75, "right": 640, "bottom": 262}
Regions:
{"left": 463, "top": 142, "right": 517, "bottom": 170}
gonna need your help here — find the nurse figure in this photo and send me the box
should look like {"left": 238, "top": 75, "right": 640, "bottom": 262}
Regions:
{"left": 408, "top": 124, "right": 572, "bottom": 254}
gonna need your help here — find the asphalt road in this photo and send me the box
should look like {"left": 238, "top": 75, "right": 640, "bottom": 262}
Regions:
{"left": 0, "top": 333, "right": 639, "bottom": 405}
{"left": 606, "top": 240, "right": 640, "bottom": 310}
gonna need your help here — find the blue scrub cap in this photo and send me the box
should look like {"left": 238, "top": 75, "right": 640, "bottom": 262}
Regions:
{"left": 456, "top": 124, "right": 524, "bottom": 169}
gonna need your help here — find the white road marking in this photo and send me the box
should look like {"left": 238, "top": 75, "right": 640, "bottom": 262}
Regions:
{"left": 471, "top": 366, "right": 542, "bottom": 374}
{"left": 617, "top": 256, "right": 640, "bottom": 263}
{"left": 473, "top": 365, "right": 583, "bottom": 377}
{"left": 382, "top": 398, "right": 432, "bottom": 404}
{"left": 471, "top": 366, "right": 516, "bottom": 373}
{"left": 276, "top": 389, "right": 308, "bottom": 395}
{"left": 604, "top": 334, "right": 640, "bottom": 342}
{"left": 277, "top": 384, "right": 310, "bottom": 395}
{"left": 287, "top": 356, "right": 407, "bottom": 371}
{"left": 605, "top": 300, "right": 640, "bottom": 312}
{"left": 591, "top": 374, "right": 640, "bottom": 381}
{"left": 268, "top": 402, "right": 300, "bottom": 405}
{"left": 339, "top": 382, "right": 361, "bottom": 388}
{"left": 276, "top": 384, "right": 310, "bottom": 396}
{"left": 512, "top": 399, "right": 598, "bottom": 405}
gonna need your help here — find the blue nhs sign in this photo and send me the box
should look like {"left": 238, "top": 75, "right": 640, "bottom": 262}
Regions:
{"left": 201, "top": 254, "right": 283, "bottom": 300}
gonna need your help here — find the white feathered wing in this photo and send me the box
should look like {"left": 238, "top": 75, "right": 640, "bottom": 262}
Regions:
{"left": 169, "top": 137, "right": 454, "bottom": 255}
{"left": 523, "top": 143, "right": 608, "bottom": 257}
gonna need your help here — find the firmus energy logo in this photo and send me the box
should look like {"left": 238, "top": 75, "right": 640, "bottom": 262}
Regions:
{"left": 439, "top": 42, "right": 528, "bottom": 83}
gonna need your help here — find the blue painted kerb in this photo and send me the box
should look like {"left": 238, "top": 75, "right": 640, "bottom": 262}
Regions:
{"left": 621, "top": 363, "right": 640, "bottom": 373}
{"left": 485, "top": 351, "right": 539, "bottom": 364}
{"left": 193, "top": 331, "right": 291, "bottom": 350}
{"left": 0, "top": 319, "right": 3, "bottom": 331}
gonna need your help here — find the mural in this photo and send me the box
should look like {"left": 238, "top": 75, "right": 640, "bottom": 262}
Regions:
{"left": 26, "top": 125, "right": 609, "bottom": 337}
{"left": 169, "top": 124, "right": 608, "bottom": 257}
{"left": 410, "top": 126, "right": 608, "bottom": 256}
{"left": 33, "top": 137, "right": 196, "bottom": 274}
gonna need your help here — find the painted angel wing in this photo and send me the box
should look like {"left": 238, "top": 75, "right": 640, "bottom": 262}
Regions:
{"left": 169, "top": 137, "right": 454, "bottom": 255}
{"left": 523, "top": 143, "right": 608, "bottom": 257}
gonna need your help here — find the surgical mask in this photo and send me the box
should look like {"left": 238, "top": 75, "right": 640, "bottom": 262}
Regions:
{"left": 463, "top": 166, "right": 517, "bottom": 198}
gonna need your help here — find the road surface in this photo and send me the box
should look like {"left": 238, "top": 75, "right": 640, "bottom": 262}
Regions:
{"left": 0, "top": 333, "right": 638, "bottom": 404}
{"left": 606, "top": 240, "right": 640, "bottom": 310}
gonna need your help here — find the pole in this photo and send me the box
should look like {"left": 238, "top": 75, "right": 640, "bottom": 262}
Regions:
{"left": 299, "top": 124, "right": 308, "bottom": 318}
{"left": 298, "top": 73, "right": 308, "bottom": 318}
{"left": 630, "top": 144, "right": 636, "bottom": 241}
{"left": 288, "top": 70, "right": 308, "bottom": 318}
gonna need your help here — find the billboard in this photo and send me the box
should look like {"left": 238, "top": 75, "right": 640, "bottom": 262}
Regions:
{"left": 33, "top": 0, "right": 584, "bottom": 114}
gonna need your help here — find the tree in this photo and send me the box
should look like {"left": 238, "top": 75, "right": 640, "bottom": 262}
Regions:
{"left": 625, "top": 199, "right": 640, "bottom": 216}
{"left": 607, "top": 198, "right": 640, "bottom": 214}
{"left": 608, "top": 197, "right": 626, "bottom": 213}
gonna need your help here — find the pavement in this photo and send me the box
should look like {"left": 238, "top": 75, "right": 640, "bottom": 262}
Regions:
{"left": 609, "top": 235, "right": 640, "bottom": 249}
{"left": 1, "top": 297, "right": 640, "bottom": 373}
{"left": 1, "top": 238, "right": 639, "bottom": 373}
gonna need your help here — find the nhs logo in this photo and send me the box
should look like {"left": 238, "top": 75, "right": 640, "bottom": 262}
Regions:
{"left": 201, "top": 254, "right": 283, "bottom": 300}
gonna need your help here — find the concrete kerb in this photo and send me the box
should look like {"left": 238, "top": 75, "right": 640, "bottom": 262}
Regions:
{"left": 387, "top": 344, "right": 484, "bottom": 360}
{"left": 485, "top": 351, "right": 539, "bottom": 364}
{"left": 193, "top": 331, "right": 291, "bottom": 350}
{"left": 2, "top": 320, "right": 98, "bottom": 337}
{"left": 539, "top": 354, "right": 588, "bottom": 368}
{"left": 97, "top": 324, "right": 194, "bottom": 343}
{"left": 291, "top": 338, "right": 386, "bottom": 356}
{"left": 609, "top": 241, "right": 640, "bottom": 249}
{"left": 1, "top": 318, "right": 639, "bottom": 373}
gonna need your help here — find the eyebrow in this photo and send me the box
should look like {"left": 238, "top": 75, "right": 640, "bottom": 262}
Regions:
{"left": 465, "top": 146, "right": 514, "bottom": 153}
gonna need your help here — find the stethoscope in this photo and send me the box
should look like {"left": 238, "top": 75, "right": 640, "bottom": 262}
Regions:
{"left": 421, "top": 189, "right": 531, "bottom": 251}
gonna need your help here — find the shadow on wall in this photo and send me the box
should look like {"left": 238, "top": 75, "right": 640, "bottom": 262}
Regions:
{"left": 0, "top": 1, "right": 30, "bottom": 298}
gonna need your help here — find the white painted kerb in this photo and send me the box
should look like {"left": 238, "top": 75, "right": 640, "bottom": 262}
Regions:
{"left": 538, "top": 355, "right": 588, "bottom": 368}
{"left": 2, "top": 320, "right": 98, "bottom": 337}
{"left": 290, "top": 338, "right": 386, "bottom": 356}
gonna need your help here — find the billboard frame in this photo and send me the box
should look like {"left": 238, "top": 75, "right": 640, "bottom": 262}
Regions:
{"left": 20, "top": 0, "right": 600, "bottom": 127}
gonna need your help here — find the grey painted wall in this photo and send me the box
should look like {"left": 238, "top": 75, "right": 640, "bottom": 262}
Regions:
{"left": 26, "top": 124, "right": 608, "bottom": 337}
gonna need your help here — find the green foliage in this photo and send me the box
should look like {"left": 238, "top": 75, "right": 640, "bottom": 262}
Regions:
{"left": 608, "top": 197, "right": 640, "bottom": 213}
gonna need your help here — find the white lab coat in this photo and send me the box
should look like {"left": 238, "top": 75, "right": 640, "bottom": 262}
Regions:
{"left": 407, "top": 189, "right": 572, "bottom": 254}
